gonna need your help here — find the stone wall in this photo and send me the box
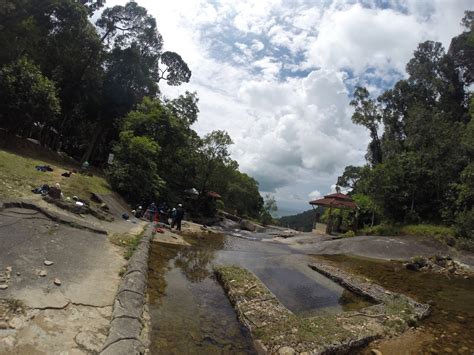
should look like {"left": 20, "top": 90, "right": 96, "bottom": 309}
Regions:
{"left": 100, "top": 226, "right": 154, "bottom": 355}
{"left": 215, "top": 264, "right": 430, "bottom": 354}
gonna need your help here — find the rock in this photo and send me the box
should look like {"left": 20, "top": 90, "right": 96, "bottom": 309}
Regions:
{"left": 278, "top": 346, "right": 296, "bottom": 355}
{"left": 240, "top": 219, "right": 257, "bottom": 232}
{"left": 0, "top": 321, "right": 9, "bottom": 329}
{"left": 54, "top": 278, "right": 62, "bottom": 286}
{"left": 44, "top": 260, "right": 54, "bottom": 266}
{"left": 38, "top": 270, "right": 47, "bottom": 277}
{"left": 443, "top": 347, "right": 453, "bottom": 353}
{"left": 0, "top": 284, "right": 8, "bottom": 289}
{"left": 75, "top": 331, "right": 106, "bottom": 353}
{"left": 371, "top": 350, "right": 383, "bottom": 355}
{"left": 404, "top": 263, "right": 420, "bottom": 271}
{"left": 446, "top": 237, "right": 456, "bottom": 247}
{"left": 8, "top": 317, "right": 23, "bottom": 329}
{"left": 16, "top": 272, "right": 21, "bottom": 276}
{"left": 5, "top": 266, "right": 12, "bottom": 272}
{"left": 1, "top": 335, "right": 16, "bottom": 349}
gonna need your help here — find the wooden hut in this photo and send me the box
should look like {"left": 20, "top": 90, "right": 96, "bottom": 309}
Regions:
{"left": 309, "top": 192, "right": 358, "bottom": 234}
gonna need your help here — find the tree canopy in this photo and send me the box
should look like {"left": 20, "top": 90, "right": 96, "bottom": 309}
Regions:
{"left": 337, "top": 11, "right": 474, "bottom": 242}
{"left": 0, "top": 0, "right": 265, "bottom": 220}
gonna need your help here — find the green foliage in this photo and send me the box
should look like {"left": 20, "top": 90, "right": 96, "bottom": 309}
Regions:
{"left": 338, "top": 20, "right": 473, "bottom": 240}
{"left": 107, "top": 131, "right": 163, "bottom": 205}
{"left": 0, "top": 0, "right": 265, "bottom": 220}
{"left": 360, "top": 224, "right": 402, "bottom": 236}
{"left": 454, "top": 209, "right": 474, "bottom": 240}
{"left": 401, "top": 225, "right": 455, "bottom": 238}
{"left": 361, "top": 223, "right": 455, "bottom": 238}
{"left": 343, "top": 230, "right": 356, "bottom": 238}
{"left": 278, "top": 209, "right": 316, "bottom": 232}
{"left": 456, "top": 237, "right": 474, "bottom": 252}
{"left": 0, "top": 57, "right": 60, "bottom": 133}
{"left": 260, "top": 194, "right": 278, "bottom": 225}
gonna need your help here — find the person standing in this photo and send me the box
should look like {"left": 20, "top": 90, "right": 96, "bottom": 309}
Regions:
{"left": 171, "top": 204, "right": 185, "bottom": 231}
{"left": 147, "top": 202, "right": 157, "bottom": 222}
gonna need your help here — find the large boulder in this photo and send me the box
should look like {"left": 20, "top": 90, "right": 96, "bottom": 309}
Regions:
{"left": 240, "top": 219, "right": 256, "bottom": 231}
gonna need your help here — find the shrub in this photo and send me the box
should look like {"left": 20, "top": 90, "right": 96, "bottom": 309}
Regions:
{"left": 454, "top": 209, "right": 474, "bottom": 240}
{"left": 0, "top": 57, "right": 60, "bottom": 134}
{"left": 107, "top": 131, "right": 164, "bottom": 205}
{"left": 411, "top": 256, "right": 428, "bottom": 267}
{"left": 456, "top": 238, "right": 474, "bottom": 252}
{"left": 360, "top": 224, "right": 401, "bottom": 236}
{"left": 343, "top": 230, "right": 356, "bottom": 237}
{"left": 400, "top": 224, "right": 455, "bottom": 238}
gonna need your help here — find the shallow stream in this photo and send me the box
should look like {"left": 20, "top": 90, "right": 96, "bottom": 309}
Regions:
{"left": 317, "top": 255, "right": 474, "bottom": 354}
{"left": 147, "top": 231, "right": 371, "bottom": 354}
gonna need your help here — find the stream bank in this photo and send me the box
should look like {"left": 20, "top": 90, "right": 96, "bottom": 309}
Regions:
{"left": 315, "top": 255, "right": 474, "bottom": 354}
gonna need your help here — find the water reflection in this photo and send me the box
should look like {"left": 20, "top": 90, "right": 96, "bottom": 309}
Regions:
{"left": 148, "top": 233, "right": 374, "bottom": 354}
{"left": 148, "top": 235, "right": 255, "bottom": 354}
{"left": 319, "top": 255, "right": 474, "bottom": 354}
{"left": 174, "top": 233, "right": 224, "bottom": 282}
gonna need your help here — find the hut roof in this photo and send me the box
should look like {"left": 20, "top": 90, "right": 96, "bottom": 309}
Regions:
{"left": 309, "top": 192, "right": 357, "bottom": 210}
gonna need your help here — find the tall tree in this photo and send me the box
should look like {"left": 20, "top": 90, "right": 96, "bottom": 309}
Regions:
{"left": 0, "top": 57, "right": 60, "bottom": 135}
{"left": 350, "top": 87, "right": 383, "bottom": 165}
{"left": 197, "top": 130, "right": 233, "bottom": 195}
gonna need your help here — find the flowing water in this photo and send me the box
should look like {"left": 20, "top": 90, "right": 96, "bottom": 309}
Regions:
{"left": 316, "top": 255, "right": 474, "bottom": 354}
{"left": 148, "top": 231, "right": 372, "bottom": 354}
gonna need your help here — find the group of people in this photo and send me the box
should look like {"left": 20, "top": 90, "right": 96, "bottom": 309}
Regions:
{"left": 138, "top": 202, "right": 185, "bottom": 231}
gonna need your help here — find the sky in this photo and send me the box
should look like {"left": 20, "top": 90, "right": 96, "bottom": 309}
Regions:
{"left": 108, "top": 0, "right": 472, "bottom": 216}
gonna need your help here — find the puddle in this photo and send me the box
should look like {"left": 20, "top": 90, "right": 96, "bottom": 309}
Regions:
{"left": 148, "top": 233, "right": 373, "bottom": 353}
{"left": 316, "top": 255, "right": 474, "bottom": 354}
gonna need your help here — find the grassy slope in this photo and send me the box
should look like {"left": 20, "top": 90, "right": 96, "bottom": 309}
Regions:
{"left": 0, "top": 150, "right": 112, "bottom": 201}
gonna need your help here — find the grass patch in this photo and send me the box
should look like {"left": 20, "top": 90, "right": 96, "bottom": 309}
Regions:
{"left": 0, "top": 298, "right": 26, "bottom": 317}
{"left": 0, "top": 150, "right": 112, "bottom": 201}
{"left": 400, "top": 224, "right": 455, "bottom": 238}
{"left": 360, "top": 223, "right": 454, "bottom": 238}
{"left": 215, "top": 265, "right": 420, "bottom": 353}
{"left": 360, "top": 224, "right": 402, "bottom": 236}
{"left": 109, "top": 231, "right": 144, "bottom": 260}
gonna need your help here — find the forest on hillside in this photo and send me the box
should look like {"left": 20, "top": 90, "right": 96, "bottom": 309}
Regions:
{"left": 278, "top": 209, "right": 317, "bottom": 232}
{"left": 333, "top": 11, "right": 474, "bottom": 245}
{"left": 0, "top": 0, "right": 271, "bottom": 221}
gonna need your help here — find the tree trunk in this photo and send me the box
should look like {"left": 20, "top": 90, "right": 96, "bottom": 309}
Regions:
{"left": 81, "top": 122, "right": 104, "bottom": 164}
{"left": 326, "top": 207, "right": 333, "bottom": 235}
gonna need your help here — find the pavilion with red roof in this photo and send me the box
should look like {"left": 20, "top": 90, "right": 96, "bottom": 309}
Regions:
{"left": 309, "top": 192, "right": 358, "bottom": 234}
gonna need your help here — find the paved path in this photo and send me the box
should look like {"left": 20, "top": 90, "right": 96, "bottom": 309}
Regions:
{"left": 0, "top": 203, "right": 146, "bottom": 354}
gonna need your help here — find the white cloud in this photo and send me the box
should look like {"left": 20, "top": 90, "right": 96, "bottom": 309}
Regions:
{"left": 308, "top": 190, "right": 322, "bottom": 200}
{"left": 106, "top": 0, "right": 473, "bottom": 213}
{"left": 250, "top": 39, "right": 265, "bottom": 52}
{"left": 305, "top": 3, "right": 427, "bottom": 74}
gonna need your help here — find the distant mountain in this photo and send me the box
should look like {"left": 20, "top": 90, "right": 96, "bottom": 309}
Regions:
{"left": 277, "top": 209, "right": 316, "bottom": 232}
